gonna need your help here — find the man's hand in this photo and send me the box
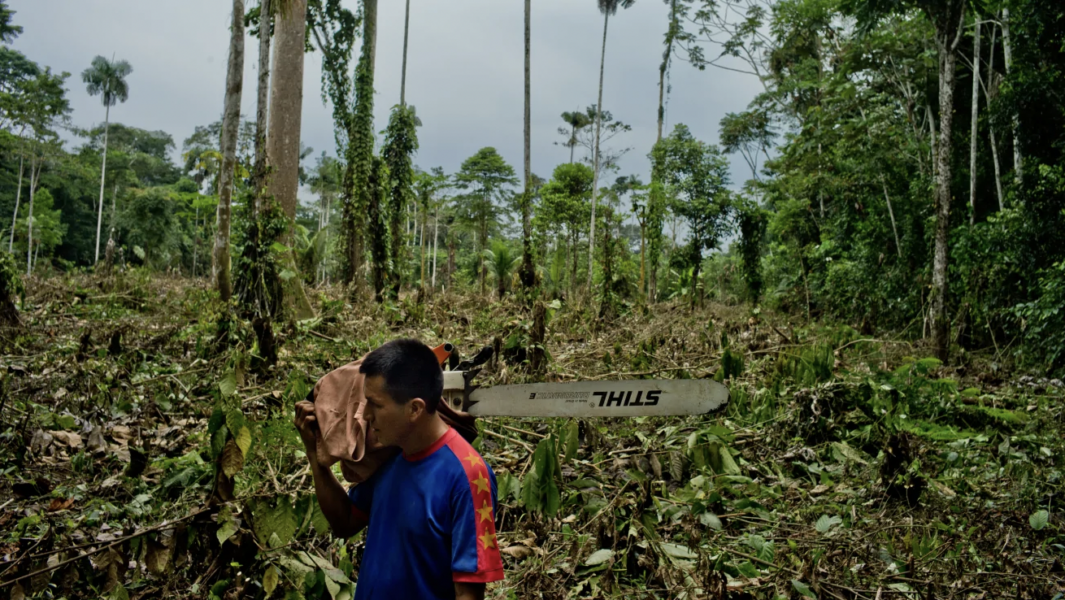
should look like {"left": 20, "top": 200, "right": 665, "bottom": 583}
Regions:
{"left": 454, "top": 582, "right": 486, "bottom": 600}
{"left": 294, "top": 400, "right": 319, "bottom": 454}
{"left": 295, "top": 399, "right": 367, "bottom": 538}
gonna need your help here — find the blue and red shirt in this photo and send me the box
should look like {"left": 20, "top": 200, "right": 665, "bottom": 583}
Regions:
{"left": 347, "top": 427, "right": 505, "bottom": 599}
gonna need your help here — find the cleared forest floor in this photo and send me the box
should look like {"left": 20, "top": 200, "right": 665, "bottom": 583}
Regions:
{"left": 1, "top": 272, "right": 1062, "bottom": 599}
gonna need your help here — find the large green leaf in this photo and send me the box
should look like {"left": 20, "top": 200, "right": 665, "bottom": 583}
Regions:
{"left": 251, "top": 498, "right": 299, "bottom": 549}
{"left": 1029, "top": 509, "right": 1049, "bottom": 531}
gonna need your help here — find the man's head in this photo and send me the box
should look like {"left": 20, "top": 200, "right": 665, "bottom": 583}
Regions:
{"left": 360, "top": 339, "right": 443, "bottom": 448}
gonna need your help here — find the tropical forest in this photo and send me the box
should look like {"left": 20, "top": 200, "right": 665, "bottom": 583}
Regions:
{"left": 0, "top": 0, "right": 1062, "bottom": 598}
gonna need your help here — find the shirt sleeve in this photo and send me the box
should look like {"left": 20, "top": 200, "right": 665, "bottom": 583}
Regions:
{"left": 451, "top": 462, "right": 504, "bottom": 583}
{"left": 346, "top": 476, "right": 374, "bottom": 523}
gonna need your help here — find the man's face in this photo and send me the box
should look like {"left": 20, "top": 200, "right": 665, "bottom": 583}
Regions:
{"left": 363, "top": 375, "right": 413, "bottom": 448}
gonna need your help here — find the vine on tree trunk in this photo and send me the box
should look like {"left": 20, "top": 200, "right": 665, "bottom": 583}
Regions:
{"left": 382, "top": 104, "right": 418, "bottom": 298}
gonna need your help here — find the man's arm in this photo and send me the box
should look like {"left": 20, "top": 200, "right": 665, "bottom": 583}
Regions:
{"left": 294, "top": 400, "right": 367, "bottom": 538}
{"left": 454, "top": 582, "right": 486, "bottom": 600}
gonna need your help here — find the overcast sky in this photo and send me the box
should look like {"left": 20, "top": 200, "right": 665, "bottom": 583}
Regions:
{"left": 9, "top": 0, "right": 763, "bottom": 210}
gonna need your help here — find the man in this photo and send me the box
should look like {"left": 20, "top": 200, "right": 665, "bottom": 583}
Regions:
{"left": 294, "top": 339, "right": 504, "bottom": 600}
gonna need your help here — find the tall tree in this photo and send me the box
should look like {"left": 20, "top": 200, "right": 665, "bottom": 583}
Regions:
{"left": 254, "top": 0, "right": 272, "bottom": 177}
{"left": 538, "top": 163, "right": 593, "bottom": 295}
{"left": 559, "top": 110, "right": 592, "bottom": 164}
{"left": 400, "top": 0, "right": 411, "bottom": 106}
{"left": 845, "top": 0, "right": 967, "bottom": 362}
{"left": 653, "top": 124, "right": 731, "bottom": 304}
{"left": 453, "top": 147, "right": 517, "bottom": 296}
{"left": 382, "top": 105, "right": 418, "bottom": 296}
{"left": 968, "top": 17, "right": 980, "bottom": 225}
{"left": 215, "top": 0, "right": 245, "bottom": 302}
{"left": 588, "top": 0, "right": 636, "bottom": 293}
{"left": 342, "top": 0, "right": 378, "bottom": 299}
{"left": 648, "top": 0, "right": 680, "bottom": 299}
{"left": 519, "top": 0, "right": 536, "bottom": 293}
{"left": 266, "top": 0, "right": 314, "bottom": 319}
{"left": 81, "top": 55, "right": 132, "bottom": 264}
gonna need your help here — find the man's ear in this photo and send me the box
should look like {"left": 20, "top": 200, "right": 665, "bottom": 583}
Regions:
{"left": 408, "top": 397, "right": 427, "bottom": 421}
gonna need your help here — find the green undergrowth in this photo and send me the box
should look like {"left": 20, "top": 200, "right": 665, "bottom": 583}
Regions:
{"left": 0, "top": 274, "right": 1062, "bottom": 599}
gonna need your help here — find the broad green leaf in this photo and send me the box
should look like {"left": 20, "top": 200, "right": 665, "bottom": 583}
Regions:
{"left": 815, "top": 514, "right": 842, "bottom": 534}
{"left": 737, "top": 561, "right": 760, "bottom": 578}
{"left": 225, "top": 408, "right": 245, "bottom": 436}
{"left": 699, "top": 512, "right": 723, "bottom": 531}
{"left": 270, "top": 241, "right": 290, "bottom": 254}
{"left": 210, "top": 425, "right": 228, "bottom": 460}
{"left": 279, "top": 269, "right": 297, "bottom": 281}
{"left": 659, "top": 543, "right": 698, "bottom": 559}
{"left": 236, "top": 426, "right": 252, "bottom": 458}
{"left": 263, "top": 565, "right": 279, "bottom": 594}
{"left": 216, "top": 512, "right": 240, "bottom": 546}
{"left": 250, "top": 498, "right": 299, "bottom": 549}
{"left": 563, "top": 420, "right": 579, "bottom": 463}
{"left": 830, "top": 441, "right": 869, "bottom": 465}
{"left": 1029, "top": 509, "right": 1049, "bottom": 531}
{"left": 219, "top": 371, "right": 237, "bottom": 397}
{"left": 584, "top": 549, "right": 614, "bottom": 566}
{"left": 792, "top": 579, "right": 818, "bottom": 599}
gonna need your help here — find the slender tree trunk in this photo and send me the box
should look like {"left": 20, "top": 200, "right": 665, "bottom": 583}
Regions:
{"left": 930, "top": 6, "right": 966, "bottom": 363}
{"left": 94, "top": 104, "right": 111, "bottom": 264}
{"left": 519, "top": 0, "right": 535, "bottom": 293}
{"left": 1001, "top": 8, "right": 1022, "bottom": 185}
{"left": 639, "top": 219, "right": 645, "bottom": 291}
{"left": 983, "top": 23, "right": 1004, "bottom": 210}
{"left": 881, "top": 177, "right": 902, "bottom": 259}
{"left": 267, "top": 0, "right": 314, "bottom": 319}
{"left": 419, "top": 208, "right": 426, "bottom": 289}
{"left": 216, "top": 0, "right": 245, "bottom": 302}
{"left": 968, "top": 19, "right": 981, "bottom": 226}
{"left": 479, "top": 213, "right": 487, "bottom": 296}
{"left": 9, "top": 153, "right": 23, "bottom": 253}
{"left": 588, "top": 12, "right": 610, "bottom": 292}
{"left": 400, "top": 0, "right": 410, "bottom": 106}
{"left": 254, "top": 0, "right": 272, "bottom": 194}
{"left": 989, "top": 127, "right": 1004, "bottom": 210}
{"left": 26, "top": 154, "right": 37, "bottom": 276}
{"left": 193, "top": 206, "right": 200, "bottom": 277}
{"left": 431, "top": 209, "right": 439, "bottom": 289}
{"left": 649, "top": 1, "right": 676, "bottom": 300}
{"left": 927, "top": 104, "right": 937, "bottom": 182}
{"left": 343, "top": 0, "right": 378, "bottom": 296}
{"left": 109, "top": 182, "right": 118, "bottom": 239}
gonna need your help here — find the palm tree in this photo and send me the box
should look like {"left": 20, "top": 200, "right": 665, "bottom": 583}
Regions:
{"left": 82, "top": 55, "right": 132, "bottom": 264}
{"left": 215, "top": 0, "right": 245, "bottom": 302}
{"left": 587, "top": 0, "right": 635, "bottom": 292}
{"left": 560, "top": 110, "right": 592, "bottom": 164}
{"left": 519, "top": 0, "right": 535, "bottom": 293}
{"left": 485, "top": 240, "right": 519, "bottom": 299}
{"left": 400, "top": 0, "right": 411, "bottom": 106}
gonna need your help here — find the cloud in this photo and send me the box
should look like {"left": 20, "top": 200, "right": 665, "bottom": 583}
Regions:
{"left": 10, "top": 0, "right": 763, "bottom": 207}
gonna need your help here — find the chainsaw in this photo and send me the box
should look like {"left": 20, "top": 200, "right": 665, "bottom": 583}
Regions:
{"left": 430, "top": 342, "right": 730, "bottom": 418}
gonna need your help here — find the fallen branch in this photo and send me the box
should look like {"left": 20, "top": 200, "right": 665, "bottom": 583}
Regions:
{"left": 0, "top": 507, "right": 211, "bottom": 590}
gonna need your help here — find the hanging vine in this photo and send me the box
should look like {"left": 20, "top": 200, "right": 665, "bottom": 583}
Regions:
{"left": 381, "top": 104, "right": 418, "bottom": 297}
{"left": 307, "top": 0, "right": 360, "bottom": 159}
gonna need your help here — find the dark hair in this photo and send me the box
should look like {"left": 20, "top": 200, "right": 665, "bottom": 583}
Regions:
{"left": 360, "top": 339, "right": 443, "bottom": 412}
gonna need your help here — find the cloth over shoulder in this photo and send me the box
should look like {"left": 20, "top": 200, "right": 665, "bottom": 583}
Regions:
{"left": 307, "top": 358, "right": 478, "bottom": 484}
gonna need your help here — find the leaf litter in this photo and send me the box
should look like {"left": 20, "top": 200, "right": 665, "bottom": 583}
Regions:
{"left": 0, "top": 273, "right": 1062, "bottom": 599}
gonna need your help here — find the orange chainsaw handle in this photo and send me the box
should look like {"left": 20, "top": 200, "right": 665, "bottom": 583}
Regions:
{"left": 432, "top": 343, "right": 454, "bottom": 368}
